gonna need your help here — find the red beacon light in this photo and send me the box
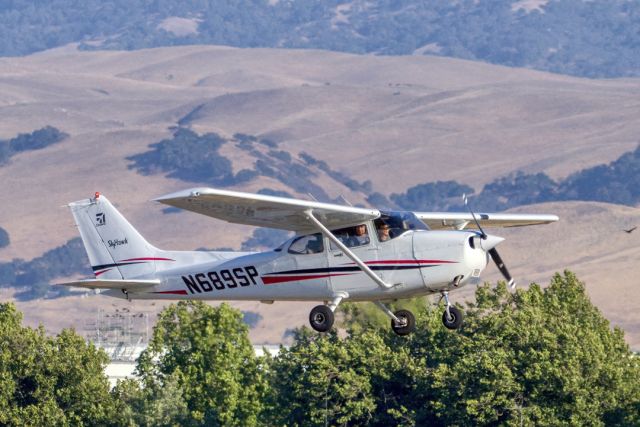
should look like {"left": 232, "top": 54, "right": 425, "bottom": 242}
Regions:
{"left": 95, "top": 192, "right": 100, "bottom": 200}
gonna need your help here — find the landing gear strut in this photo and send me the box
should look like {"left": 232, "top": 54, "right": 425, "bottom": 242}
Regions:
{"left": 440, "top": 291, "right": 464, "bottom": 330}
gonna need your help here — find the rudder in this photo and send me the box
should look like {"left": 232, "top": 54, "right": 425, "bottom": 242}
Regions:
{"left": 69, "top": 193, "right": 166, "bottom": 279}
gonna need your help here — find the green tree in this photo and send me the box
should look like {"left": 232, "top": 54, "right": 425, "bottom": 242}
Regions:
{"left": 404, "top": 272, "right": 640, "bottom": 426}
{"left": 266, "top": 329, "right": 417, "bottom": 426}
{"left": 0, "top": 226, "right": 9, "bottom": 248}
{"left": 0, "top": 302, "right": 118, "bottom": 426}
{"left": 135, "top": 301, "right": 267, "bottom": 426}
{"left": 111, "top": 374, "right": 190, "bottom": 427}
{"left": 391, "top": 180, "right": 474, "bottom": 211}
{"left": 331, "top": 272, "right": 640, "bottom": 425}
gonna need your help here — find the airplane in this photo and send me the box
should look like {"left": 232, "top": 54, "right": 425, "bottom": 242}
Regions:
{"left": 58, "top": 188, "right": 558, "bottom": 335}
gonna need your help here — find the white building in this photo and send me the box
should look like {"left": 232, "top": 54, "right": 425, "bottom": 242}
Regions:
{"left": 99, "top": 343, "right": 284, "bottom": 388}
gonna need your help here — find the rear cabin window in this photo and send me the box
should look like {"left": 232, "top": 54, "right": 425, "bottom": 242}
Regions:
{"left": 329, "top": 224, "right": 370, "bottom": 250}
{"left": 288, "top": 233, "right": 324, "bottom": 255}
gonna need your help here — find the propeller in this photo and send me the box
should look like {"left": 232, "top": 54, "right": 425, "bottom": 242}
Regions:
{"left": 463, "top": 194, "right": 516, "bottom": 288}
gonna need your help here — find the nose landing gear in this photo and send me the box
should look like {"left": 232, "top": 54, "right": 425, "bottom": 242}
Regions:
{"left": 440, "top": 291, "right": 464, "bottom": 330}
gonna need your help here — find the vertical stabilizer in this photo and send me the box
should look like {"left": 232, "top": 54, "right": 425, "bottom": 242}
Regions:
{"left": 69, "top": 193, "right": 165, "bottom": 279}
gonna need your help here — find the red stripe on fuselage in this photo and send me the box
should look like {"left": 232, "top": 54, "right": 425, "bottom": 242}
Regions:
{"left": 153, "top": 290, "right": 188, "bottom": 295}
{"left": 118, "top": 257, "right": 175, "bottom": 262}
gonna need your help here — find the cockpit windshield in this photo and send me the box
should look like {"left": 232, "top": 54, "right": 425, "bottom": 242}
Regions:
{"left": 374, "top": 210, "right": 429, "bottom": 241}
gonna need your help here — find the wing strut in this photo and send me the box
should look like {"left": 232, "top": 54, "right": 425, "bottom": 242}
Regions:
{"left": 304, "top": 209, "right": 395, "bottom": 290}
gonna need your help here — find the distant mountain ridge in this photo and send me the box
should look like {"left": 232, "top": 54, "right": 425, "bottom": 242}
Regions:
{"left": 392, "top": 145, "right": 640, "bottom": 212}
{"left": 0, "top": 0, "right": 639, "bottom": 78}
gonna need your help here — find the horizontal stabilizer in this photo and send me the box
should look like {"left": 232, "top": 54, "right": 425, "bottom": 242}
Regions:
{"left": 56, "top": 279, "right": 160, "bottom": 290}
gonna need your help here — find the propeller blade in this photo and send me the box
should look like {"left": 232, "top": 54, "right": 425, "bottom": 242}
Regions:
{"left": 488, "top": 248, "right": 515, "bottom": 288}
{"left": 463, "top": 193, "right": 516, "bottom": 289}
{"left": 462, "top": 193, "right": 486, "bottom": 238}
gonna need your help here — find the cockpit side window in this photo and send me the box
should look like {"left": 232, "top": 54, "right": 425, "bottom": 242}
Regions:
{"left": 376, "top": 211, "right": 428, "bottom": 241}
{"left": 288, "top": 233, "right": 325, "bottom": 255}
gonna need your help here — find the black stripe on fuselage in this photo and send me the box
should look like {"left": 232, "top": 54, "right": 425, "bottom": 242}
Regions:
{"left": 263, "top": 265, "right": 436, "bottom": 276}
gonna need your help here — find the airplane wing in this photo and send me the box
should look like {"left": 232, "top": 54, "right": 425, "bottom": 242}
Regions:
{"left": 56, "top": 279, "right": 160, "bottom": 290}
{"left": 154, "top": 187, "right": 380, "bottom": 232}
{"left": 414, "top": 212, "right": 559, "bottom": 230}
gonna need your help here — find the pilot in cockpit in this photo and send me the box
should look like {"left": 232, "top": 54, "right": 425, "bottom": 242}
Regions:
{"left": 377, "top": 223, "right": 391, "bottom": 242}
{"left": 305, "top": 236, "right": 324, "bottom": 254}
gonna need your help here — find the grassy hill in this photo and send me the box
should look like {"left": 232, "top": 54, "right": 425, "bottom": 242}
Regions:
{"left": 0, "top": 1, "right": 639, "bottom": 78}
{"left": 0, "top": 45, "right": 638, "bottom": 347}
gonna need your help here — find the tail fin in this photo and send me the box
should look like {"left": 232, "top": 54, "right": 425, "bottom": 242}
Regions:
{"left": 69, "top": 193, "right": 165, "bottom": 279}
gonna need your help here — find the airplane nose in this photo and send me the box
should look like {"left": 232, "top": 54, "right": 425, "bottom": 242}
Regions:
{"left": 480, "top": 234, "right": 504, "bottom": 251}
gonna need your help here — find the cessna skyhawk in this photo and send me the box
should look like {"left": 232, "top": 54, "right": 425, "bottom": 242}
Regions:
{"left": 58, "top": 188, "right": 558, "bottom": 335}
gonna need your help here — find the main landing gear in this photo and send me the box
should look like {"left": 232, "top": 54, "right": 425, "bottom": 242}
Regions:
{"left": 309, "top": 305, "right": 334, "bottom": 332}
{"left": 375, "top": 301, "right": 416, "bottom": 336}
{"left": 308, "top": 292, "right": 465, "bottom": 334}
{"left": 309, "top": 294, "right": 345, "bottom": 333}
{"left": 390, "top": 309, "right": 416, "bottom": 336}
{"left": 308, "top": 296, "right": 418, "bottom": 336}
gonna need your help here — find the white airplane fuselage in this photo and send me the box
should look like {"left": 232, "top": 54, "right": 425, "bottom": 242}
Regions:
{"left": 105, "top": 226, "right": 489, "bottom": 302}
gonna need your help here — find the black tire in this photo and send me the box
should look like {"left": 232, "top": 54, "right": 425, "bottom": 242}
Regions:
{"left": 442, "top": 305, "right": 463, "bottom": 330}
{"left": 309, "top": 305, "right": 334, "bottom": 332}
{"left": 391, "top": 309, "right": 416, "bottom": 336}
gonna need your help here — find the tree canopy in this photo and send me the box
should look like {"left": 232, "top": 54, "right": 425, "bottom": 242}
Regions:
{"left": 127, "top": 301, "right": 268, "bottom": 426}
{"left": 2, "top": 273, "right": 638, "bottom": 425}
{"left": 393, "top": 145, "right": 640, "bottom": 211}
{"left": 0, "top": 226, "right": 9, "bottom": 248}
{"left": 0, "top": 126, "right": 67, "bottom": 166}
{"left": 0, "top": 303, "right": 119, "bottom": 426}
{"left": 268, "top": 272, "right": 640, "bottom": 426}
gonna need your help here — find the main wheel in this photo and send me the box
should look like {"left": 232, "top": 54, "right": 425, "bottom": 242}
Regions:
{"left": 391, "top": 309, "right": 416, "bottom": 336}
{"left": 442, "top": 306, "right": 463, "bottom": 330}
{"left": 309, "top": 305, "right": 334, "bottom": 332}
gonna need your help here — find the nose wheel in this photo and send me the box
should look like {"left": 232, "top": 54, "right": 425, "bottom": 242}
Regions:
{"left": 440, "top": 291, "right": 464, "bottom": 330}
{"left": 442, "top": 305, "right": 463, "bottom": 329}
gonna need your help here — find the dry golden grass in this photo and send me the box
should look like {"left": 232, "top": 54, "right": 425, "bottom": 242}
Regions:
{"left": 0, "top": 45, "right": 638, "bottom": 347}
